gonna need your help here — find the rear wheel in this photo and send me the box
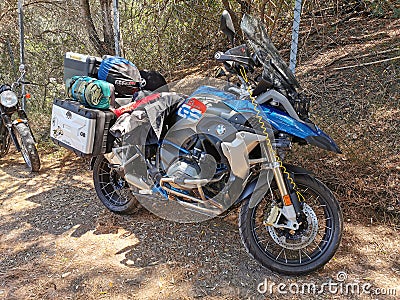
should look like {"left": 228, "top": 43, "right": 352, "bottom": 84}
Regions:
{"left": 13, "top": 122, "right": 40, "bottom": 172}
{"left": 93, "top": 154, "right": 141, "bottom": 214}
{"left": 239, "top": 174, "right": 342, "bottom": 275}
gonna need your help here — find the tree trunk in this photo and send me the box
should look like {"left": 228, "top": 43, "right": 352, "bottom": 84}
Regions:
{"left": 100, "top": 0, "right": 114, "bottom": 52}
{"left": 79, "top": 0, "right": 114, "bottom": 56}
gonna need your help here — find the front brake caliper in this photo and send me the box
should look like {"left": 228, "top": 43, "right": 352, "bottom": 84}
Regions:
{"left": 263, "top": 204, "right": 300, "bottom": 231}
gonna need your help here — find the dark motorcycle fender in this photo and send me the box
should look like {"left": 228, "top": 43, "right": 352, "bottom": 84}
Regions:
{"left": 282, "top": 163, "right": 315, "bottom": 176}
{"left": 90, "top": 157, "right": 96, "bottom": 170}
{"left": 236, "top": 163, "right": 314, "bottom": 205}
{"left": 10, "top": 119, "right": 28, "bottom": 151}
{"left": 12, "top": 118, "right": 37, "bottom": 145}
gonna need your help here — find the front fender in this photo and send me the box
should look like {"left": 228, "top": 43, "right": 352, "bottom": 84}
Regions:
{"left": 10, "top": 119, "right": 31, "bottom": 150}
{"left": 236, "top": 164, "right": 314, "bottom": 207}
{"left": 224, "top": 100, "right": 341, "bottom": 154}
{"left": 260, "top": 106, "right": 341, "bottom": 154}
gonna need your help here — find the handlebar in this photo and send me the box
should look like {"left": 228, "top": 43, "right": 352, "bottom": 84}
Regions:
{"left": 214, "top": 51, "right": 253, "bottom": 66}
{"left": 10, "top": 71, "right": 34, "bottom": 90}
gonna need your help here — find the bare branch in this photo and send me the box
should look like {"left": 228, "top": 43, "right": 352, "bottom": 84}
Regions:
{"left": 333, "top": 56, "right": 400, "bottom": 70}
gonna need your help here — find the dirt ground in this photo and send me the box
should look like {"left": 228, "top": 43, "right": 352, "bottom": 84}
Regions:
{"left": 0, "top": 149, "right": 399, "bottom": 300}
{"left": 1, "top": 9, "right": 400, "bottom": 300}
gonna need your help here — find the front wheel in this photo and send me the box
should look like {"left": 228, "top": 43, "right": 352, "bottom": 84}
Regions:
{"left": 0, "top": 122, "right": 11, "bottom": 158}
{"left": 13, "top": 122, "right": 40, "bottom": 172}
{"left": 93, "top": 154, "right": 141, "bottom": 214}
{"left": 239, "top": 174, "right": 343, "bottom": 275}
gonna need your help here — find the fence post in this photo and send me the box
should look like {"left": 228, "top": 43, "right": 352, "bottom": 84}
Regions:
{"left": 113, "top": 0, "right": 121, "bottom": 57}
{"left": 289, "top": 0, "right": 302, "bottom": 75}
{"left": 18, "top": 0, "right": 26, "bottom": 110}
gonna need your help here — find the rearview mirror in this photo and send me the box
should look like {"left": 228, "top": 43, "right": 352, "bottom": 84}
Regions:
{"left": 220, "top": 10, "right": 236, "bottom": 46}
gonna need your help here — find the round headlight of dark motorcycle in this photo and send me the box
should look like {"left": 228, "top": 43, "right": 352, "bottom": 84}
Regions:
{"left": 0, "top": 91, "right": 18, "bottom": 108}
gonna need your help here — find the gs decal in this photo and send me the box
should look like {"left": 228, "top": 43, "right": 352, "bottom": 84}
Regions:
{"left": 177, "top": 98, "right": 207, "bottom": 122}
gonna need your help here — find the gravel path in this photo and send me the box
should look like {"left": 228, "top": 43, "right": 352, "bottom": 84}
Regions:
{"left": 0, "top": 150, "right": 399, "bottom": 299}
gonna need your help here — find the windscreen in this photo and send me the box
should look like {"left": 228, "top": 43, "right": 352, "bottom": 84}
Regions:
{"left": 240, "top": 14, "right": 300, "bottom": 89}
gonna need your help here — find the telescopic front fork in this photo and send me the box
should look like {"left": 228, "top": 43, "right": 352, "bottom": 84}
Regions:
{"left": 263, "top": 140, "right": 302, "bottom": 231}
{"left": 1, "top": 114, "right": 21, "bottom": 152}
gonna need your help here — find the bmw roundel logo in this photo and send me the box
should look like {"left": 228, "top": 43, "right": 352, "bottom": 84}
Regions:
{"left": 216, "top": 124, "right": 226, "bottom": 135}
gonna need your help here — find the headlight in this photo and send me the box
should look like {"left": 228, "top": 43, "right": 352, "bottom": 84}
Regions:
{"left": 0, "top": 91, "right": 18, "bottom": 108}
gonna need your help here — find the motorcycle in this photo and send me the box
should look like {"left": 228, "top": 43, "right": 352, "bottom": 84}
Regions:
{"left": 0, "top": 65, "right": 40, "bottom": 172}
{"left": 91, "top": 11, "right": 343, "bottom": 275}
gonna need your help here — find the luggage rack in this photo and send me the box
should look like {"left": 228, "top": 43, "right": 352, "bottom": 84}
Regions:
{"left": 63, "top": 52, "right": 102, "bottom": 82}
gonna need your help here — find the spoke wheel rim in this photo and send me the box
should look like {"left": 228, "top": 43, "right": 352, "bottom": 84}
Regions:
{"left": 250, "top": 184, "right": 334, "bottom": 266}
{"left": 97, "top": 159, "right": 132, "bottom": 207}
{"left": 267, "top": 203, "right": 319, "bottom": 250}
